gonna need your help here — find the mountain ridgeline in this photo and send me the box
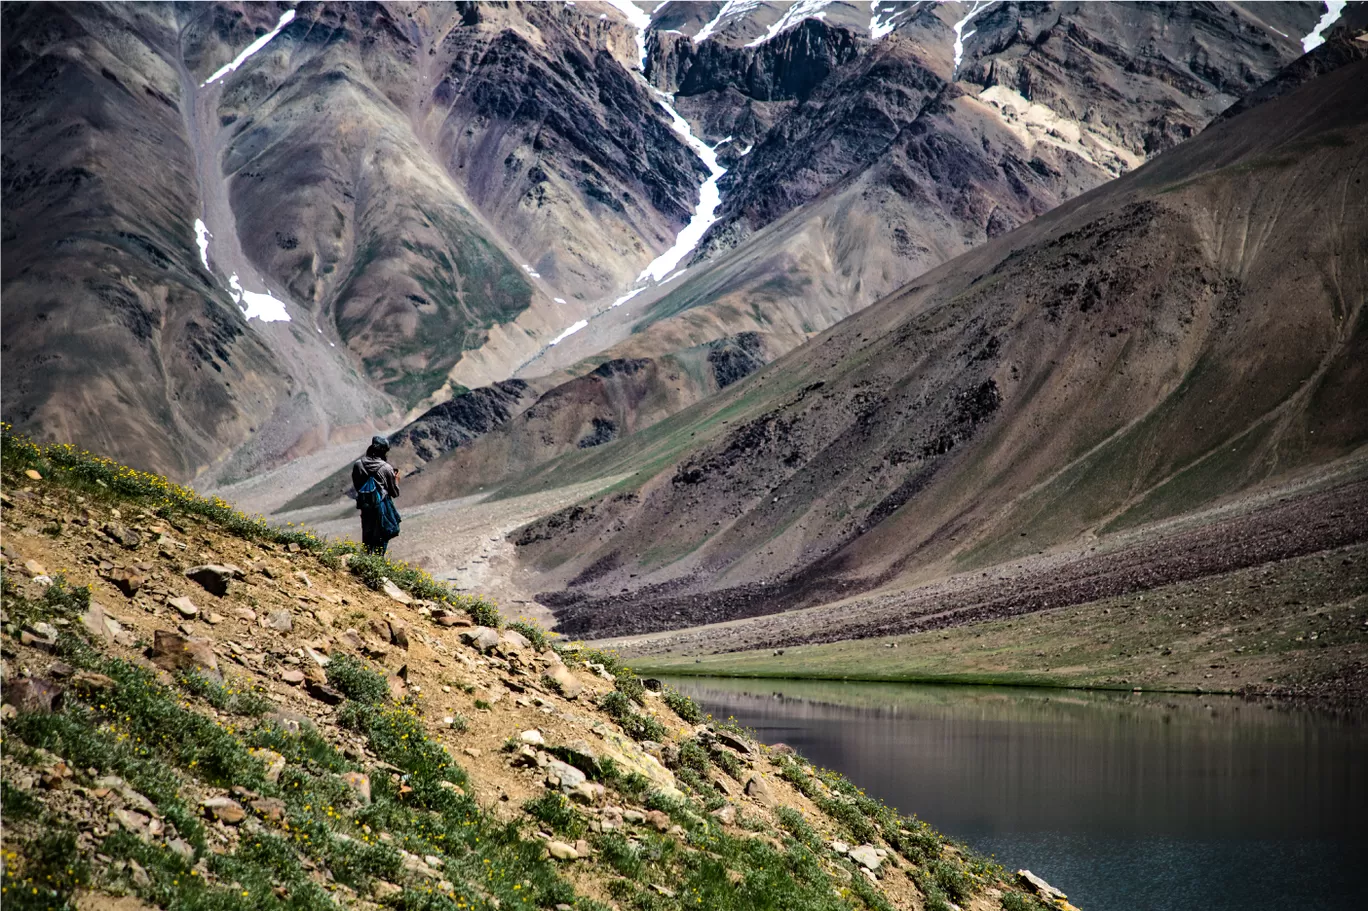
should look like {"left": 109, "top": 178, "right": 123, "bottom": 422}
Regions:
{"left": 1, "top": 0, "right": 1332, "bottom": 488}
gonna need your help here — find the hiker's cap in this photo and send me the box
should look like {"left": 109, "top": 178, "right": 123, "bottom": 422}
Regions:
{"left": 371, "top": 434, "right": 390, "bottom": 450}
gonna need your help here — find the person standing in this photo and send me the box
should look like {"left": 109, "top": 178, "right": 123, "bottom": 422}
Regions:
{"left": 352, "top": 435, "right": 401, "bottom": 554}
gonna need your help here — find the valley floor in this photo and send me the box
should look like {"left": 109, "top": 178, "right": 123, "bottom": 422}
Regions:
{"left": 626, "top": 540, "right": 1368, "bottom": 704}
{"left": 608, "top": 465, "right": 1368, "bottom": 705}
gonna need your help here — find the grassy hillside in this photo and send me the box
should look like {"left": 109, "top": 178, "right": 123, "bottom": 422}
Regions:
{"left": 0, "top": 429, "right": 1067, "bottom": 911}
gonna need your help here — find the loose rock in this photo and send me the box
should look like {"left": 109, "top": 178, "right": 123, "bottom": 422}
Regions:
{"left": 306, "top": 680, "right": 344, "bottom": 705}
{"left": 107, "top": 568, "right": 145, "bottom": 597}
{"left": 381, "top": 578, "right": 412, "bottom": 604}
{"left": 202, "top": 796, "right": 246, "bottom": 824}
{"left": 184, "top": 564, "right": 242, "bottom": 597}
{"left": 342, "top": 772, "right": 372, "bottom": 804}
{"left": 545, "top": 663, "right": 584, "bottom": 699}
{"left": 168, "top": 596, "right": 199, "bottom": 619}
{"left": 547, "top": 840, "right": 578, "bottom": 861}
{"left": 3, "top": 677, "right": 64, "bottom": 714}
{"left": 743, "top": 773, "right": 775, "bottom": 807}
{"left": 849, "top": 845, "right": 882, "bottom": 871}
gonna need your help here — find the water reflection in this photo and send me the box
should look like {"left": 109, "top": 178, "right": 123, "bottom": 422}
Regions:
{"left": 664, "top": 678, "right": 1368, "bottom": 911}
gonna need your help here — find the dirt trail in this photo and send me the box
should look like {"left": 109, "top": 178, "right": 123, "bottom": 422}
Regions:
{"left": 278, "top": 476, "right": 630, "bottom": 627}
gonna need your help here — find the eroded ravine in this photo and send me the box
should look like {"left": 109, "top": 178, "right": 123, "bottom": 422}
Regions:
{"left": 173, "top": 9, "right": 396, "bottom": 488}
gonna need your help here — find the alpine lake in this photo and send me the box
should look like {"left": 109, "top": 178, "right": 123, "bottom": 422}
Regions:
{"left": 661, "top": 677, "right": 1368, "bottom": 911}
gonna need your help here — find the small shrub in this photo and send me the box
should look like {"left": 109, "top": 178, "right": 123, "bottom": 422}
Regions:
{"left": 677, "top": 738, "right": 711, "bottom": 776}
{"left": 523, "top": 792, "right": 584, "bottom": 838}
{"left": 776, "top": 806, "right": 820, "bottom": 849}
{"left": 474, "top": 699, "right": 492, "bottom": 711}
{"left": 930, "top": 858, "right": 975, "bottom": 904}
{"left": 663, "top": 689, "right": 702, "bottom": 724}
{"left": 614, "top": 671, "right": 647, "bottom": 706}
{"left": 1002, "top": 894, "right": 1052, "bottom": 911}
{"left": 597, "top": 691, "right": 666, "bottom": 742}
{"left": 710, "top": 746, "right": 744, "bottom": 780}
{"left": 326, "top": 655, "right": 390, "bottom": 705}
{"left": 595, "top": 832, "right": 642, "bottom": 878}
{"left": 177, "top": 671, "right": 273, "bottom": 716}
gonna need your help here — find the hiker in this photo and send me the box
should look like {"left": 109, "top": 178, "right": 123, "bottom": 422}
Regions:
{"left": 352, "top": 435, "right": 401, "bottom": 555}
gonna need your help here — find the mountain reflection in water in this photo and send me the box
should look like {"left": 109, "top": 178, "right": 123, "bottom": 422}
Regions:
{"left": 663, "top": 678, "right": 1368, "bottom": 911}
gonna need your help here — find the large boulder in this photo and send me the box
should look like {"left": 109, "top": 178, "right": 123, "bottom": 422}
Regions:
{"left": 184, "top": 564, "right": 245, "bottom": 597}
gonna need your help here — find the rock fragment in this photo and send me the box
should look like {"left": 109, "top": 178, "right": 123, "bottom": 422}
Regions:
{"left": 3, "top": 677, "right": 64, "bottom": 714}
{"left": 849, "top": 845, "right": 882, "bottom": 871}
{"left": 545, "top": 663, "right": 584, "bottom": 699}
{"left": 547, "top": 840, "right": 578, "bottom": 861}
{"left": 183, "top": 564, "right": 244, "bottom": 597}
{"left": 743, "top": 773, "right": 775, "bottom": 807}
{"left": 168, "top": 596, "right": 199, "bottom": 618}
{"left": 201, "top": 796, "right": 246, "bottom": 824}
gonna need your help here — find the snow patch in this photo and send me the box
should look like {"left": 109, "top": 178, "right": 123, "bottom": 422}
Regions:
{"left": 193, "top": 219, "right": 211, "bottom": 270}
{"left": 638, "top": 108, "right": 728, "bottom": 282}
{"left": 977, "top": 85, "right": 1143, "bottom": 176}
{"left": 1302, "top": 1, "right": 1346, "bottom": 52}
{"left": 871, "top": 0, "right": 924, "bottom": 41}
{"left": 547, "top": 319, "right": 589, "bottom": 346}
{"left": 950, "top": 0, "right": 995, "bottom": 78}
{"left": 228, "top": 273, "right": 292, "bottom": 323}
{"left": 746, "top": 0, "right": 834, "bottom": 48}
{"left": 611, "top": 288, "right": 645, "bottom": 309}
{"left": 203, "top": 9, "right": 297, "bottom": 86}
{"left": 695, "top": 0, "right": 764, "bottom": 43}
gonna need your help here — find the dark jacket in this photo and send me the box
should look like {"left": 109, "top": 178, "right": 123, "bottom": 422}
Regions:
{"left": 352, "top": 455, "right": 399, "bottom": 505}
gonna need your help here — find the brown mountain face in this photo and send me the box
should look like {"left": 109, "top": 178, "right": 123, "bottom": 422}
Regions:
{"left": 1, "top": 3, "right": 290, "bottom": 480}
{"left": 506, "top": 1, "right": 1319, "bottom": 444}
{"left": 512, "top": 55, "right": 1368, "bottom": 640}
{"left": 1, "top": 1, "right": 717, "bottom": 480}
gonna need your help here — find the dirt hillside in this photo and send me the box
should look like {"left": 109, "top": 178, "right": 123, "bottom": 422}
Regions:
{"left": 0, "top": 433, "right": 1069, "bottom": 911}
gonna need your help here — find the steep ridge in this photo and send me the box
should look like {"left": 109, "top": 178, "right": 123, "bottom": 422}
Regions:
{"left": 479, "top": 1, "right": 1319, "bottom": 478}
{"left": 511, "top": 55, "right": 1368, "bottom": 640}
{"left": 407, "top": 333, "right": 770, "bottom": 502}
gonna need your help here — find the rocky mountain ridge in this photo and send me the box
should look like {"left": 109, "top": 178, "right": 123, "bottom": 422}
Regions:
{"left": 509, "top": 48, "right": 1368, "bottom": 640}
{"left": 3, "top": 1, "right": 1340, "bottom": 489}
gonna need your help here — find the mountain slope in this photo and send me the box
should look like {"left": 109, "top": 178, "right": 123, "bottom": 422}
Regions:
{"left": 510, "top": 54, "right": 1368, "bottom": 639}
{"left": 1, "top": 1, "right": 722, "bottom": 481}
{"left": 1, "top": 431, "right": 1057, "bottom": 911}
{"left": 474, "top": 1, "right": 1319, "bottom": 480}
{"left": 1, "top": 3, "right": 294, "bottom": 481}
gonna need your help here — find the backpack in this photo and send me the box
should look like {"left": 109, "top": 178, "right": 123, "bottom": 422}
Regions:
{"left": 357, "top": 476, "right": 402, "bottom": 540}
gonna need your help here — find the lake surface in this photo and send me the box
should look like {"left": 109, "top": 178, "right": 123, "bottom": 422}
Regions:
{"left": 662, "top": 677, "right": 1368, "bottom": 911}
